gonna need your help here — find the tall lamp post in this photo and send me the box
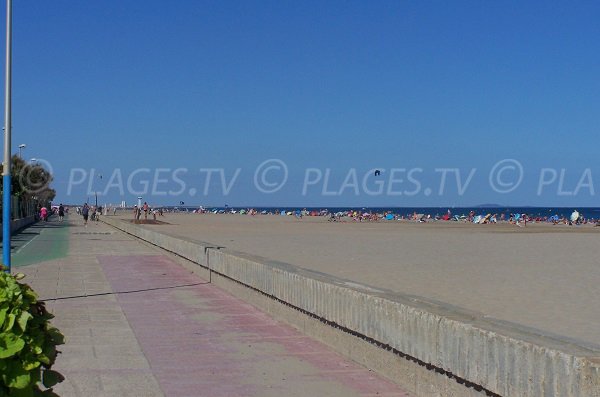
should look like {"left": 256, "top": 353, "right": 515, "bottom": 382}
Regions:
{"left": 17, "top": 143, "right": 24, "bottom": 157}
{"left": 95, "top": 174, "right": 102, "bottom": 208}
{"left": 2, "top": 0, "right": 12, "bottom": 272}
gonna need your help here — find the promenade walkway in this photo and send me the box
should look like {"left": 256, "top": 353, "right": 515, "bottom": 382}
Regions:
{"left": 9, "top": 217, "right": 410, "bottom": 397}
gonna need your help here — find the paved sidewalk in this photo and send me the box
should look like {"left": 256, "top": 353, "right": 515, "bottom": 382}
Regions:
{"left": 16, "top": 217, "right": 410, "bottom": 397}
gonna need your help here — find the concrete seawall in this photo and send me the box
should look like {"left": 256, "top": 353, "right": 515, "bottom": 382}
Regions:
{"left": 103, "top": 217, "right": 600, "bottom": 397}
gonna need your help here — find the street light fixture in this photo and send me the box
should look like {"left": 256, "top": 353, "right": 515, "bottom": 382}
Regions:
{"left": 18, "top": 143, "right": 25, "bottom": 157}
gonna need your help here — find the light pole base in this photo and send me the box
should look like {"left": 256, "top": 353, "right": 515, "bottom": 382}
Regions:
{"left": 3, "top": 174, "right": 11, "bottom": 272}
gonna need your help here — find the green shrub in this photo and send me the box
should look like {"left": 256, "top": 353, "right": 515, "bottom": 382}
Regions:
{"left": 0, "top": 269, "right": 65, "bottom": 396}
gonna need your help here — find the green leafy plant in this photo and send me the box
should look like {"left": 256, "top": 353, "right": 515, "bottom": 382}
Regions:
{"left": 0, "top": 268, "right": 65, "bottom": 396}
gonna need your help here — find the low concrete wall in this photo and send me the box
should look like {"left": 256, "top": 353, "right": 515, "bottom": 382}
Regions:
{"left": 104, "top": 217, "right": 600, "bottom": 397}
{"left": 0, "top": 216, "right": 36, "bottom": 239}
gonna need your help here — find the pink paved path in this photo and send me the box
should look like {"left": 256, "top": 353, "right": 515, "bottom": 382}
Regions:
{"left": 99, "top": 254, "right": 410, "bottom": 397}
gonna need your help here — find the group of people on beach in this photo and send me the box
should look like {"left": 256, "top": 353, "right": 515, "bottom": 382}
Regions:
{"left": 162, "top": 206, "right": 599, "bottom": 227}
{"left": 132, "top": 202, "right": 164, "bottom": 221}
{"left": 63, "top": 201, "right": 599, "bottom": 228}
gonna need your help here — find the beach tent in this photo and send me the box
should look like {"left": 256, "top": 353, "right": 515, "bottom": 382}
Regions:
{"left": 385, "top": 214, "right": 394, "bottom": 220}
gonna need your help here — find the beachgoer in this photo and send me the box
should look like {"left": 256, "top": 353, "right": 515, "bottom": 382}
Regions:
{"left": 133, "top": 205, "right": 138, "bottom": 220}
{"left": 143, "top": 202, "right": 149, "bottom": 220}
{"left": 58, "top": 204, "right": 65, "bottom": 222}
{"left": 82, "top": 203, "right": 89, "bottom": 227}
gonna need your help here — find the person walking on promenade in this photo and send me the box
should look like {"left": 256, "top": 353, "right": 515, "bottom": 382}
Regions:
{"left": 82, "top": 203, "right": 90, "bottom": 227}
{"left": 143, "top": 202, "right": 149, "bottom": 220}
{"left": 58, "top": 204, "right": 65, "bottom": 222}
{"left": 40, "top": 206, "right": 48, "bottom": 222}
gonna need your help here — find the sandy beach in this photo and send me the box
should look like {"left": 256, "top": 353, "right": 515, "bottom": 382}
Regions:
{"left": 120, "top": 212, "right": 600, "bottom": 348}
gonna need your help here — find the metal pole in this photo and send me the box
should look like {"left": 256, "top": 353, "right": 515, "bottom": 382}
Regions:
{"left": 2, "top": 0, "right": 12, "bottom": 272}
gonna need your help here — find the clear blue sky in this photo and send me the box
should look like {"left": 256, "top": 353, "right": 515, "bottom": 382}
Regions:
{"left": 3, "top": 1, "right": 599, "bottom": 207}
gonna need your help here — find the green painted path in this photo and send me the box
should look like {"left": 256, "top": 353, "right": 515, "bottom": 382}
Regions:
{"left": 1, "top": 216, "right": 70, "bottom": 267}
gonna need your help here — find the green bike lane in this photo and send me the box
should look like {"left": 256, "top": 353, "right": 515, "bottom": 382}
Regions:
{"left": 1, "top": 216, "right": 70, "bottom": 268}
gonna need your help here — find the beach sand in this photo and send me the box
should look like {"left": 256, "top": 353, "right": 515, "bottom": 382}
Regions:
{"left": 122, "top": 213, "right": 600, "bottom": 348}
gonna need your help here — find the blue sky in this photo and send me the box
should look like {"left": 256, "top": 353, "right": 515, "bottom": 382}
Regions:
{"left": 3, "top": 1, "right": 600, "bottom": 207}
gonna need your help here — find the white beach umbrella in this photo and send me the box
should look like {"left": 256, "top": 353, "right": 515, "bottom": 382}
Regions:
{"left": 570, "top": 210, "right": 579, "bottom": 222}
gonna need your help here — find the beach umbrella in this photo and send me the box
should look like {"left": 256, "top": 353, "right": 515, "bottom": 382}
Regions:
{"left": 570, "top": 210, "right": 579, "bottom": 222}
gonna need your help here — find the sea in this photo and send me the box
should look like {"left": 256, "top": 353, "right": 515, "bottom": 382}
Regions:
{"left": 167, "top": 206, "right": 600, "bottom": 220}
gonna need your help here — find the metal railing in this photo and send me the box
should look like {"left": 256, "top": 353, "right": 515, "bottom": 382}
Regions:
{"left": 0, "top": 196, "right": 39, "bottom": 222}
